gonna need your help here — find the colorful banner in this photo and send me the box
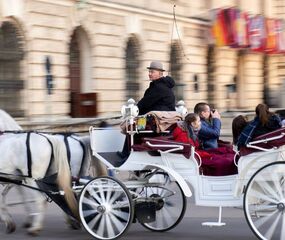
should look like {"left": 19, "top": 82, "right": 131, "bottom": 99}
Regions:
{"left": 233, "top": 9, "right": 249, "bottom": 48}
{"left": 265, "top": 18, "right": 277, "bottom": 53}
{"left": 276, "top": 19, "right": 285, "bottom": 53}
{"left": 248, "top": 15, "right": 266, "bottom": 52}
{"left": 211, "top": 9, "right": 228, "bottom": 46}
{"left": 210, "top": 7, "right": 285, "bottom": 55}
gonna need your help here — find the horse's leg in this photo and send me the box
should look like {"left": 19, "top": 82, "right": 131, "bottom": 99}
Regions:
{"left": 24, "top": 181, "right": 47, "bottom": 236}
{"left": 15, "top": 186, "right": 34, "bottom": 228}
{"left": 0, "top": 184, "right": 16, "bottom": 233}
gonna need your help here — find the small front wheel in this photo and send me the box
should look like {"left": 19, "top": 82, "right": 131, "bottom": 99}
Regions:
{"left": 79, "top": 176, "right": 134, "bottom": 240}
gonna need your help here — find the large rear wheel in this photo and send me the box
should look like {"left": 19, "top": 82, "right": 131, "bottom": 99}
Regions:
{"left": 244, "top": 161, "right": 285, "bottom": 240}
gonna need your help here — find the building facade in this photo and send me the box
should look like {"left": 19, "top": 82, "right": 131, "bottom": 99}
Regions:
{"left": 0, "top": 0, "right": 285, "bottom": 119}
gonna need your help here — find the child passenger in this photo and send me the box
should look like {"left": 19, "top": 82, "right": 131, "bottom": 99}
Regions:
{"left": 172, "top": 113, "right": 237, "bottom": 176}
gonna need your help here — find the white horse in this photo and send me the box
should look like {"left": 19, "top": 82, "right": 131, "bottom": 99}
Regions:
{"left": 0, "top": 132, "right": 78, "bottom": 234}
{"left": 0, "top": 109, "right": 106, "bottom": 234}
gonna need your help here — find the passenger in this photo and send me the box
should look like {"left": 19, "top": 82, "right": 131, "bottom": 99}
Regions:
{"left": 275, "top": 109, "right": 285, "bottom": 126}
{"left": 237, "top": 103, "right": 282, "bottom": 148}
{"left": 172, "top": 113, "right": 237, "bottom": 176}
{"left": 194, "top": 102, "right": 221, "bottom": 150}
{"left": 232, "top": 115, "right": 248, "bottom": 146}
{"left": 117, "top": 61, "right": 176, "bottom": 160}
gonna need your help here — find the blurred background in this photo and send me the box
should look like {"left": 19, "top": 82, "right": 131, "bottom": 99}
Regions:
{"left": 0, "top": 0, "right": 285, "bottom": 128}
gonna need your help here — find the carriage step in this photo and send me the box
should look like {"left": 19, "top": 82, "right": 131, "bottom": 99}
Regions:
{"left": 202, "top": 222, "right": 226, "bottom": 227}
{"left": 201, "top": 206, "right": 226, "bottom": 227}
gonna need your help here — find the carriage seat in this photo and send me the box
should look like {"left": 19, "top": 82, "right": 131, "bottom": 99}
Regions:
{"left": 239, "top": 127, "right": 285, "bottom": 156}
{"left": 132, "top": 136, "right": 192, "bottom": 158}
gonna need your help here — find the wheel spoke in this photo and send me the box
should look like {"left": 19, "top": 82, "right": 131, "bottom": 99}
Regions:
{"left": 264, "top": 211, "right": 282, "bottom": 240}
{"left": 157, "top": 205, "right": 174, "bottom": 228}
{"left": 105, "top": 214, "right": 115, "bottom": 238}
{"left": 272, "top": 173, "right": 284, "bottom": 200}
{"left": 251, "top": 204, "right": 277, "bottom": 212}
{"left": 87, "top": 212, "right": 101, "bottom": 230}
{"left": 109, "top": 191, "right": 123, "bottom": 205}
{"left": 111, "top": 209, "right": 130, "bottom": 222}
{"left": 82, "top": 196, "right": 99, "bottom": 208}
{"left": 247, "top": 188, "right": 279, "bottom": 204}
{"left": 252, "top": 209, "right": 278, "bottom": 229}
{"left": 97, "top": 214, "right": 106, "bottom": 237}
{"left": 83, "top": 209, "right": 98, "bottom": 218}
{"left": 98, "top": 181, "right": 106, "bottom": 204}
{"left": 280, "top": 212, "right": 285, "bottom": 240}
{"left": 110, "top": 212, "right": 126, "bottom": 232}
{"left": 87, "top": 187, "right": 103, "bottom": 205}
{"left": 255, "top": 174, "right": 282, "bottom": 201}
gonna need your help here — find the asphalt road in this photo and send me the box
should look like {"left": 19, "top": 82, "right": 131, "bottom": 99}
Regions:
{"left": 0, "top": 188, "right": 257, "bottom": 240}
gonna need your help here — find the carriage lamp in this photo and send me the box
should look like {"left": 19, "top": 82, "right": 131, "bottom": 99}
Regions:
{"left": 175, "top": 100, "right": 188, "bottom": 118}
{"left": 121, "top": 98, "right": 139, "bottom": 120}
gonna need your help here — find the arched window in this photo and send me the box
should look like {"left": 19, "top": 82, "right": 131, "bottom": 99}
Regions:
{"left": 69, "top": 27, "right": 95, "bottom": 117}
{"left": 125, "top": 35, "right": 140, "bottom": 101}
{"left": 170, "top": 41, "right": 183, "bottom": 101}
{"left": 0, "top": 21, "right": 24, "bottom": 117}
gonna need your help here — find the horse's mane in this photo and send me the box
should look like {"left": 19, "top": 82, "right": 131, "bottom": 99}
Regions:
{"left": 0, "top": 109, "right": 22, "bottom": 131}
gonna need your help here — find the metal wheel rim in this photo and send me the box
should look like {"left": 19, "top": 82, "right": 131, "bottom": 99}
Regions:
{"left": 138, "top": 173, "right": 186, "bottom": 231}
{"left": 244, "top": 162, "right": 285, "bottom": 240}
{"left": 79, "top": 177, "right": 133, "bottom": 240}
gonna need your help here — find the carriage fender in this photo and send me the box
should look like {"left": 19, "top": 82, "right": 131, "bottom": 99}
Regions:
{"left": 145, "top": 163, "right": 192, "bottom": 198}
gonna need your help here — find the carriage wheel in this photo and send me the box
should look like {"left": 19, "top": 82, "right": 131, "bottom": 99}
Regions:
{"left": 244, "top": 161, "right": 285, "bottom": 240}
{"left": 79, "top": 176, "right": 134, "bottom": 240}
{"left": 136, "top": 171, "right": 186, "bottom": 232}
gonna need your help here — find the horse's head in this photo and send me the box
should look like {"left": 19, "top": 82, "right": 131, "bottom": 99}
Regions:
{"left": 0, "top": 109, "right": 22, "bottom": 131}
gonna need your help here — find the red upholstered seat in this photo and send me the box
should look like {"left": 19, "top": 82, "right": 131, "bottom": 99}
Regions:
{"left": 132, "top": 136, "right": 192, "bottom": 158}
{"left": 240, "top": 127, "right": 285, "bottom": 156}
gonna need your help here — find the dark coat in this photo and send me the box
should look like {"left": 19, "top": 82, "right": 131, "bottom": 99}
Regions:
{"left": 137, "top": 76, "right": 176, "bottom": 115}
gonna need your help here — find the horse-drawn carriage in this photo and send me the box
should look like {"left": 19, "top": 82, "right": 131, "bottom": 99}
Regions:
{"left": 86, "top": 102, "right": 285, "bottom": 240}
{"left": 0, "top": 103, "right": 285, "bottom": 240}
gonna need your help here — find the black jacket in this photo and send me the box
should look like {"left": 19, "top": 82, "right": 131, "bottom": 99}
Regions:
{"left": 137, "top": 76, "right": 176, "bottom": 115}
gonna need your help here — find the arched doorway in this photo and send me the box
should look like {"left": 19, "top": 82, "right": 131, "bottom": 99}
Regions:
{"left": 69, "top": 27, "right": 96, "bottom": 117}
{"left": 125, "top": 35, "right": 140, "bottom": 101}
{"left": 0, "top": 21, "right": 24, "bottom": 117}
{"left": 170, "top": 41, "right": 183, "bottom": 101}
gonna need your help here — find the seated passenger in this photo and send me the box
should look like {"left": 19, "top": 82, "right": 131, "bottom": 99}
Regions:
{"left": 232, "top": 115, "right": 248, "bottom": 146}
{"left": 172, "top": 113, "right": 237, "bottom": 176}
{"left": 237, "top": 103, "right": 282, "bottom": 149}
{"left": 194, "top": 102, "right": 221, "bottom": 150}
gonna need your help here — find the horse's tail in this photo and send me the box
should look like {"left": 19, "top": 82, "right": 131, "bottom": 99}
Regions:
{"left": 80, "top": 135, "right": 107, "bottom": 177}
{"left": 48, "top": 136, "right": 79, "bottom": 219}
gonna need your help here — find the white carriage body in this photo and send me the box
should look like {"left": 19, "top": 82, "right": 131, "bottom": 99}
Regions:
{"left": 89, "top": 124, "right": 285, "bottom": 238}
{"left": 91, "top": 127, "right": 284, "bottom": 208}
